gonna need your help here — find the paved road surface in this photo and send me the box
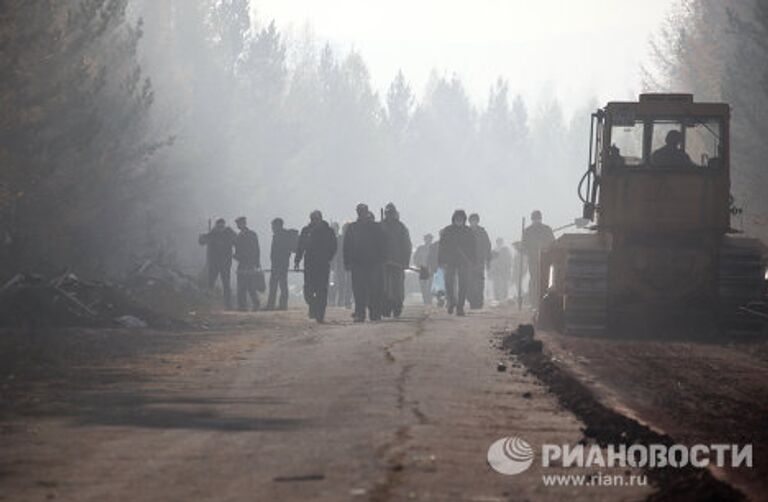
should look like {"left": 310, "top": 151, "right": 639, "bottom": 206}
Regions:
{"left": 1, "top": 306, "right": 652, "bottom": 501}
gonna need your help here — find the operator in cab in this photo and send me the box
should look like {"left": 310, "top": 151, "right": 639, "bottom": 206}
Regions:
{"left": 651, "top": 130, "right": 694, "bottom": 167}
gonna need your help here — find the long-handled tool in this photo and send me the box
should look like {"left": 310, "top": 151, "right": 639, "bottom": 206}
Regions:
{"left": 407, "top": 265, "right": 431, "bottom": 281}
{"left": 384, "top": 261, "right": 430, "bottom": 281}
{"left": 551, "top": 217, "right": 591, "bottom": 234}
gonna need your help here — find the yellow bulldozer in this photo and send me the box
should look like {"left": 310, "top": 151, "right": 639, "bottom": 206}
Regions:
{"left": 538, "top": 93, "right": 767, "bottom": 337}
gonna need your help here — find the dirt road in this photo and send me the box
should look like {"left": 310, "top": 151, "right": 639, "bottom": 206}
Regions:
{"left": 1, "top": 306, "right": 653, "bottom": 501}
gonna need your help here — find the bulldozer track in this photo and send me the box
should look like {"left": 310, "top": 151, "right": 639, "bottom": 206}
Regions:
{"left": 718, "top": 239, "right": 766, "bottom": 336}
{"left": 563, "top": 248, "right": 609, "bottom": 336}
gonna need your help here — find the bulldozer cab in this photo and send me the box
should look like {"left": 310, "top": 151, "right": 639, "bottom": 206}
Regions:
{"left": 581, "top": 93, "right": 731, "bottom": 236}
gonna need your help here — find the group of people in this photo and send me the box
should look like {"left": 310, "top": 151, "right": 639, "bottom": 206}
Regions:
{"left": 199, "top": 205, "right": 556, "bottom": 323}
{"left": 411, "top": 209, "right": 555, "bottom": 311}
{"left": 340, "top": 203, "right": 410, "bottom": 322}
{"left": 198, "top": 203, "right": 413, "bottom": 323}
{"left": 198, "top": 216, "right": 261, "bottom": 312}
{"left": 413, "top": 210, "right": 492, "bottom": 316}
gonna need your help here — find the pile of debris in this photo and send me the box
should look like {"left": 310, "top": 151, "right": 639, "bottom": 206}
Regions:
{"left": 123, "top": 259, "right": 212, "bottom": 320}
{"left": 501, "top": 324, "right": 542, "bottom": 354}
{"left": 0, "top": 261, "right": 211, "bottom": 329}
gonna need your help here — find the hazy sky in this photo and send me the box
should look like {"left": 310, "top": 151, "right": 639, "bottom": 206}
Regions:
{"left": 252, "top": 0, "right": 676, "bottom": 116}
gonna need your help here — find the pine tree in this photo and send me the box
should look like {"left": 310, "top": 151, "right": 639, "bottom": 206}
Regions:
{"left": 208, "top": 0, "right": 250, "bottom": 72}
{"left": 386, "top": 70, "right": 415, "bottom": 140}
{"left": 0, "top": 0, "right": 161, "bottom": 274}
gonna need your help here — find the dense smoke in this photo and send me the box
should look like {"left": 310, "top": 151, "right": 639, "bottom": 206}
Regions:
{"left": 129, "top": 0, "right": 596, "bottom": 276}
{"left": 3, "top": 0, "right": 764, "bottom": 279}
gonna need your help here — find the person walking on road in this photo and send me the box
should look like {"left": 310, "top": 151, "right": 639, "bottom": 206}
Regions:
{"left": 413, "top": 233, "right": 436, "bottom": 305}
{"left": 295, "top": 210, "right": 337, "bottom": 323}
{"left": 198, "top": 218, "right": 236, "bottom": 309}
{"left": 438, "top": 210, "right": 476, "bottom": 316}
{"left": 334, "top": 222, "right": 353, "bottom": 308}
{"left": 234, "top": 216, "right": 262, "bottom": 311}
{"left": 490, "top": 237, "right": 513, "bottom": 301}
{"left": 328, "top": 222, "right": 341, "bottom": 306}
{"left": 522, "top": 210, "right": 555, "bottom": 307}
{"left": 467, "top": 213, "right": 492, "bottom": 309}
{"left": 344, "top": 203, "right": 386, "bottom": 322}
{"left": 266, "top": 218, "right": 298, "bottom": 311}
{"left": 380, "top": 203, "right": 412, "bottom": 318}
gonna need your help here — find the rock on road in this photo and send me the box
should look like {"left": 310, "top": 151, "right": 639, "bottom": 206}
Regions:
{"left": 1, "top": 306, "right": 652, "bottom": 501}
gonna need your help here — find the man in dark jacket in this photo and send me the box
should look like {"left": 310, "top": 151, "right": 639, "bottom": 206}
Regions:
{"left": 380, "top": 203, "right": 412, "bottom": 318}
{"left": 198, "top": 218, "right": 236, "bottom": 309}
{"left": 344, "top": 203, "right": 386, "bottom": 322}
{"left": 295, "top": 210, "right": 337, "bottom": 323}
{"left": 234, "top": 216, "right": 262, "bottom": 311}
{"left": 468, "top": 213, "right": 492, "bottom": 309}
{"left": 266, "top": 218, "right": 298, "bottom": 311}
{"left": 438, "top": 209, "right": 476, "bottom": 316}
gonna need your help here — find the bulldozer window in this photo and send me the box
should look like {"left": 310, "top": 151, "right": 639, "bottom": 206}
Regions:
{"left": 609, "top": 122, "right": 644, "bottom": 166}
{"left": 650, "top": 119, "right": 722, "bottom": 168}
{"left": 685, "top": 119, "right": 722, "bottom": 168}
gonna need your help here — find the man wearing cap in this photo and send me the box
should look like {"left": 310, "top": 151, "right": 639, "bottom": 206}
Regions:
{"left": 295, "top": 210, "right": 337, "bottom": 323}
{"left": 522, "top": 210, "right": 555, "bottom": 307}
{"left": 198, "top": 218, "right": 236, "bottom": 309}
{"left": 343, "top": 203, "right": 386, "bottom": 322}
{"left": 379, "top": 203, "right": 412, "bottom": 318}
{"left": 234, "top": 216, "right": 262, "bottom": 311}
